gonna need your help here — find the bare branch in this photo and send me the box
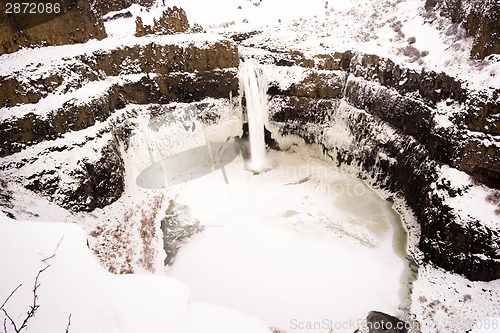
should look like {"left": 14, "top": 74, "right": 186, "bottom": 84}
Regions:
{"left": 1, "top": 265, "right": 50, "bottom": 333}
{"left": 2, "top": 309, "right": 18, "bottom": 332}
{"left": 42, "top": 236, "right": 64, "bottom": 262}
{"left": 17, "top": 266, "right": 50, "bottom": 332}
{"left": 65, "top": 314, "right": 72, "bottom": 333}
{"left": 0, "top": 285, "right": 22, "bottom": 311}
{"left": 41, "top": 254, "right": 56, "bottom": 263}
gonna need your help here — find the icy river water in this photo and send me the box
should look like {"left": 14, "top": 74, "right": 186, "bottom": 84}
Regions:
{"left": 137, "top": 143, "right": 416, "bottom": 332}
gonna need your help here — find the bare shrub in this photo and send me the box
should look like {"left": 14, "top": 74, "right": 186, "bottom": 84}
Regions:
{"left": 89, "top": 193, "right": 166, "bottom": 274}
{"left": 270, "top": 328, "right": 287, "bottom": 333}
{"left": 137, "top": 194, "right": 165, "bottom": 272}
{"left": 398, "top": 45, "right": 429, "bottom": 62}
{"left": 189, "top": 23, "right": 205, "bottom": 33}
{"left": 91, "top": 220, "right": 134, "bottom": 274}
{"left": 390, "top": 20, "right": 405, "bottom": 40}
{"left": 1, "top": 266, "right": 50, "bottom": 333}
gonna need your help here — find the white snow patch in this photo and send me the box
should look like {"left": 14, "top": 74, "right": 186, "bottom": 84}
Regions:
{"left": 260, "top": 64, "right": 309, "bottom": 92}
{"left": 0, "top": 214, "right": 271, "bottom": 333}
{"left": 411, "top": 264, "right": 500, "bottom": 333}
{"left": 437, "top": 165, "right": 500, "bottom": 227}
{"left": 0, "top": 75, "right": 143, "bottom": 122}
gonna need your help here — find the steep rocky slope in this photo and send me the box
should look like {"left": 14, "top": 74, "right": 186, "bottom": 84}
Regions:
{"left": 233, "top": 46, "right": 499, "bottom": 282}
{"left": 0, "top": 32, "right": 238, "bottom": 211}
{"left": 0, "top": 0, "right": 106, "bottom": 55}
{"left": 94, "top": 0, "right": 155, "bottom": 15}
{"left": 427, "top": 0, "right": 500, "bottom": 59}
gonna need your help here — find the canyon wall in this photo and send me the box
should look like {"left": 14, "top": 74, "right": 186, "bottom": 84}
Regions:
{"left": 0, "top": 0, "right": 106, "bottom": 55}
{"left": 1, "top": 36, "right": 498, "bottom": 280}
{"left": 93, "top": 0, "right": 154, "bottom": 16}
{"left": 0, "top": 36, "right": 239, "bottom": 212}
{"left": 254, "top": 49, "right": 499, "bottom": 281}
{"left": 426, "top": 0, "right": 500, "bottom": 59}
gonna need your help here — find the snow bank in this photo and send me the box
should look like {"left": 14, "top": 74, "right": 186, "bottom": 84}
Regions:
{"left": 411, "top": 264, "right": 500, "bottom": 333}
{"left": 0, "top": 32, "right": 228, "bottom": 81}
{"left": 160, "top": 0, "right": 500, "bottom": 93}
{"left": 0, "top": 213, "right": 270, "bottom": 333}
{"left": 433, "top": 165, "right": 500, "bottom": 228}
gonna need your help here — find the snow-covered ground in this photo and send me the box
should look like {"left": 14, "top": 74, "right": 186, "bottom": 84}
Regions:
{"left": 119, "top": 99, "right": 500, "bottom": 333}
{"left": 116, "top": 100, "right": 411, "bottom": 332}
{"left": 0, "top": 213, "right": 271, "bottom": 333}
{"left": 0, "top": 98, "right": 270, "bottom": 332}
{"left": 1, "top": 94, "right": 499, "bottom": 333}
{"left": 163, "top": 0, "right": 499, "bottom": 94}
{"left": 412, "top": 264, "right": 500, "bottom": 333}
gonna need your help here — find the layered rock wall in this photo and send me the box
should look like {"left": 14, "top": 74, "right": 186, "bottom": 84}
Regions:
{"left": 0, "top": 36, "right": 239, "bottom": 212}
{"left": 261, "top": 50, "right": 500, "bottom": 281}
{"left": 426, "top": 0, "right": 500, "bottom": 59}
{"left": 93, "top": 0, "right": 154, "bottom": 16}
{"left": 0, "top": 39, "right": 238, "bottom": 157}
{"left": 0, "top": 0, "right": 106, "bottom": 55}
{"left": 0, "top": 38, "right": 238, "bottom": 108}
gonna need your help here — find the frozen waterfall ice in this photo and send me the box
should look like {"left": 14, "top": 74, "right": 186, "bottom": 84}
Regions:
{"left": 239, "top": 59, "right": 268, "bottom": 172}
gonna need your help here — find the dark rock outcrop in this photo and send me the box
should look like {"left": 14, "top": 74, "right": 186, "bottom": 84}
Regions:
{"left": 264, "top": 49, "right": 500, "bottom": 281}
{"left": 0, "top": 36, "right": 239, "bottom": 212}
{"left": 136, "top": 6, "right": 189, "bottom": 36}
{"left": 0, "top": 85, "right": 126, "bottom": 157}
{"left": 266, "top": 50, "right": 499, "bottom": 190}
{"left": 0, "top": 0, "right": 106, "bottom": 55}
{"left": 366, "top": 311, "right": 408, "bottom": 333}
{"left": 0, "top": 38, "right": 238, "bottom": 108}
{"left": 0, "top": 69, "right": 237, "bottom": 157}
{"left": 0, "top": 36, "right": 239, "bottom": 158}
{"left": 161, "top": 199, "right": 204, "bottom": 266}
{"left": 135, "top": 6, "right": 204, "bottom": 37}
{"left": 426, "top": 0, "right": 500, "bottom": 59}
{"left": 24, "top": 135, "right": 125, "bottom": 211}
{"left": 93, "top": 0, "right": 154, "bottom": 16}
{"left": 79, "top": 39, "right": 238, "bottom": 75}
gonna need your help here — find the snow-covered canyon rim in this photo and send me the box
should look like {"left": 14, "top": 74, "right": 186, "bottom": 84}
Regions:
{"left": 0, "top": 0, "right": 499, "bottom": 333}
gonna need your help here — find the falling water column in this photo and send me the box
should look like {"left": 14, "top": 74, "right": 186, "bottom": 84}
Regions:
{"left": 239, "top": 59, "right": 268, "bottom": 171}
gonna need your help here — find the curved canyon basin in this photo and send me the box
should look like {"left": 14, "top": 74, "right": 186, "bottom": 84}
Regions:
{"left": 139, "top": 143, "right": 413, "bottom": 332}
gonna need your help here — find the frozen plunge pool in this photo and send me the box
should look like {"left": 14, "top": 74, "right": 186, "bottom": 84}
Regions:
{"left": 138, "top": 140, "right": 416, "bottom": 332}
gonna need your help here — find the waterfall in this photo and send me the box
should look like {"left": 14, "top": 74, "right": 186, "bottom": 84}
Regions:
{"left": 239, "top": 59, "right": 268, "bottom": 172}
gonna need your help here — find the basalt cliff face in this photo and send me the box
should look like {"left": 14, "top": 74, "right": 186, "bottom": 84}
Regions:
{"left": 426, "top": 0, "right": 500, "bottom": 59}
{"left": 0, "top": 31, "right": 238, "bottom": 211}
{"left": 0, "top": 39, "right": 238, "bottom": 157}
{"left": 248, "top": 48, "right": 499, "bottom": 281}
{"left": 0, "top": 1, "right": 498, "bottom": 285}
{"left": 0, "top": 0, "right": 106, "bottom": 55}
{"left": 93, "top": 0, "right": 155, "bottom": 16}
